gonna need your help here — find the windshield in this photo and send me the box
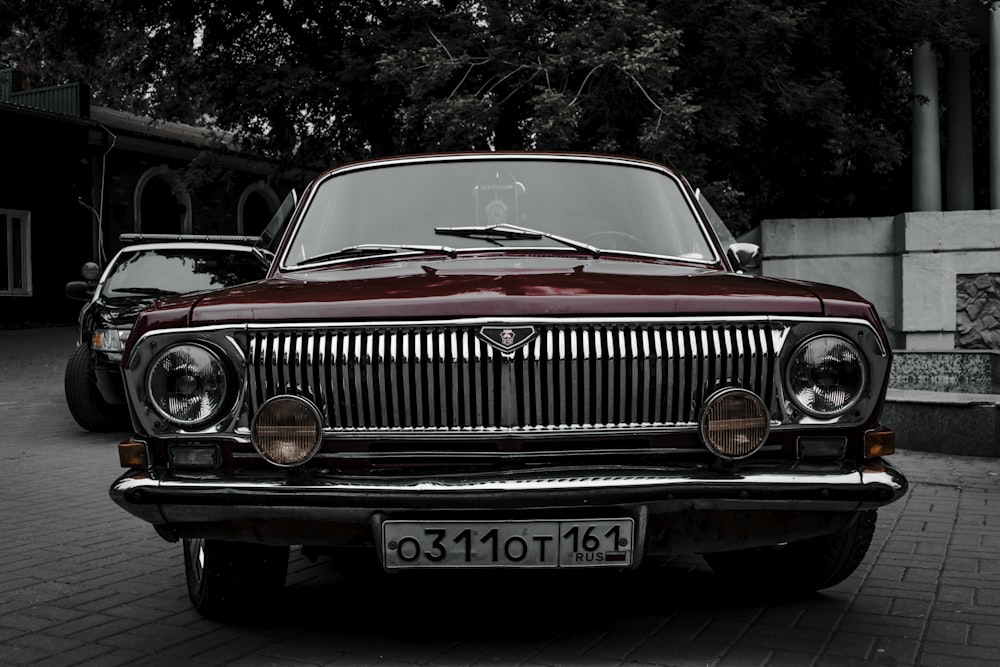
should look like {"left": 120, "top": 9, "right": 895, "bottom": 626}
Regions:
{"left": 101, "top": 248, "right": 264, "bottom": 299}
{"left": 284, "top": 158, "right": 716, "bottom": 267}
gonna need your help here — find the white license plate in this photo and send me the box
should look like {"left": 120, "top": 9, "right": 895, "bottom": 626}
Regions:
{"left": 382, "top": 519, "right": 634, "bottom": 569}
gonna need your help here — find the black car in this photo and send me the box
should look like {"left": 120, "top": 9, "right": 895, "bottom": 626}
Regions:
{"left": 65, "top": 238, "right": 270, "bottom": 431}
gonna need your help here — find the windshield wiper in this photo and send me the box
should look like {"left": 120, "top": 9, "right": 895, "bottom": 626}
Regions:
{"left": 435, "top": 224, "right": 601, "bottom": 258}
{"left": 300, "top": 243, "right": 458, "bottom": 266}
{"left": 110, "top": 287, "right": 180, "bottom": 297}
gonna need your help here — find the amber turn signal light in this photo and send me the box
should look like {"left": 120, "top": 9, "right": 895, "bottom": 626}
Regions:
{"left": 864, "top": 427, "right": 895, "bottom": 458}
{"left": 118, "top": 439, "right": 149, "bottom": 468}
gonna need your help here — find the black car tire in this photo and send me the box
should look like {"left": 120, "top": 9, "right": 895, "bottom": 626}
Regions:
{"left": 64, "top": 345, "right": 125, "bottom": 432}
{"left": 702, "top": 510, "right": 877, "bottom": 592}
{"left": 183, "top": 538, "right": 289, "bottom": 621}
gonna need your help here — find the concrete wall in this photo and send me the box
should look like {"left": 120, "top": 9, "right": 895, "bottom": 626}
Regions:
{"left": 758, "top": 210, "right": 1000, "bottom": 351}
{"left": 759, "top": 216, "right": 899, "bottom": 341}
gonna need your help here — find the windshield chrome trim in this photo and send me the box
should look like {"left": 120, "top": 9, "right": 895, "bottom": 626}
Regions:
{"left": 285, "top": 245, "right": 720, "bottom": 271}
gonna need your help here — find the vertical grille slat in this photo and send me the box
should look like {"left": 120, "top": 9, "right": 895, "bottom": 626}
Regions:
{"left": 567, "top": 329, "right": 579, "bottom": 427}
{"left": 580, "top": 330, "right": 591, "bottom": 427}
{"left": 530, "top": 336, "right": 543, "bottom": 426}
{"left": 650, "top": 327, "right": 663, "bottom": 424}
{"left": 628, "top": 328, "right": 640, "bottom": 426}
{"left": 246, "top": 321, "right": 782, "bottom": 432}
{"left": 606, "top": 328, "right": 620, "bottom": 425}
{"left": 248, "top": 333, "right": 263, "bottom": 412}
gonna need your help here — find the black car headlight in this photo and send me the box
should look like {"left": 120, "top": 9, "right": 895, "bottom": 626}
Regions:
{"left": 786, "top": 335, "right": 867, "bottom": 418}
{"left": 147, "top": 343, "right": 230, "bottom": 426}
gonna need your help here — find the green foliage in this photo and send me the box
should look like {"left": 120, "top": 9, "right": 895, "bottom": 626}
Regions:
{"left": 375, "top": 0, "right": 695, "bottom": 156}
{"left": 0, "top": 0, "right": 978, "bottom": 230}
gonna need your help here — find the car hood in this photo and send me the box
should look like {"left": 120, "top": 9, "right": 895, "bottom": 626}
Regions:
{"left": 137, "top": 255, "right": 878, "bottom": 326}
{"left": 92, "top": 296, "right": 160, "bottom": 327}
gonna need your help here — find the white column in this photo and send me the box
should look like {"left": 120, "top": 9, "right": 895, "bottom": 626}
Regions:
{"left": 913, "top": 42, "right": 942, "bottom": 211}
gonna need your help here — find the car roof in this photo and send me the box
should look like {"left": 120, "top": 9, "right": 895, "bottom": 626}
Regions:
{"left": 117, "top": 242, "right": 257, "bottom": 254}
{"left": 312, "top": 151, "right": 678, "bottom": 181}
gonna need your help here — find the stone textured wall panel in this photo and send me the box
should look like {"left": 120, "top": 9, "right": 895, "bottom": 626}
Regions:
{"left": 956, "top": 273, "right": 1000, "bottom": 349}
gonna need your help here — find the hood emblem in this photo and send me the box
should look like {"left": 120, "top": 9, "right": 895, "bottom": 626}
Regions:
{"left": 478, "top": 325, "right": 537, "bottom": 354}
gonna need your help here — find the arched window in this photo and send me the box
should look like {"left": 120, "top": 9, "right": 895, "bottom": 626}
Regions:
{"left": 134, "top": 166, "right": 192, "bottom": 234}
{"left": 237, "top": 181, "right": 281, "bottom": 236}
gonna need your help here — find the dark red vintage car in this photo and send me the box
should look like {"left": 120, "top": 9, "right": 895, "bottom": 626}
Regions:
{"left": 110, "top": 153, "right": 906, "bottom": 618}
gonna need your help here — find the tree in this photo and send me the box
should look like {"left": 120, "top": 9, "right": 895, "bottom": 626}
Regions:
{"left": 376, "top": 1, "right": 697, "bottom": 154}
{"left": 0, "top": 0, "right": 977, "bottom": 230}
{"left": 653, "top": 0, "right": 972, "bottom": 229}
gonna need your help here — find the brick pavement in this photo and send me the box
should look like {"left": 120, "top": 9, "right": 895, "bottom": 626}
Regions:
{"left": 0, "top": 326, "right": 998, "bottom": 666}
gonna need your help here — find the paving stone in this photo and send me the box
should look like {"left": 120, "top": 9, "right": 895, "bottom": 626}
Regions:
{"left": 976, "top": 587, "right": 1000, "bottom": 606}
{"left": 0, "top": 644, "right": 50, "bottom": 665}
{"left": 29, "top": 644, "right": 119, "bottom": 667}
{"left": 903, "top": 567, "right": 943, "bottom": 584}
{"left": 925, "top": 620, "right": 970, "bottom": 644}
{"left": 716, "top": 646, "right": 771, "bottom": 666}
{"left": 937, "top": 584, "right": 977, "bottom": 604}
{"left": 815, "top": 657, "right": 872, "bottom": 667}
{"left": 823, "top": 632, "right": 876, "bottom": 658}
{"left": 871, "top": 636, "right": 921, "bottom": 664}
{"left": 920, "top": 642, "right": 1000, "bottom": 662}
{"left": 969, "top": 624, "right": 1000, "bottom": 648}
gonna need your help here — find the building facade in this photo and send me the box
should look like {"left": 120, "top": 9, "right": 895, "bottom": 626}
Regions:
{"left": 0, "top": 69, "right": 303, "bottom": 326}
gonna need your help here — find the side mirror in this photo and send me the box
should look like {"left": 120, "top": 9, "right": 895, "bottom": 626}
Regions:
{"left": 252, "top": 247, "right": 275, "bottom": 268}
{"left": 65, "top": 281, "right": 94, "bottom": 301}
{"left": 727, "top": 243, "right": 762, "bottom": 272}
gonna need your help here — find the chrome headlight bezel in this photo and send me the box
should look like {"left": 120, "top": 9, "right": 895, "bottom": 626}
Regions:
{"left": 123, "top": 328, "right": 248, "bottom": 436}
{"left": 784, "top": 333, "right": 868, "bottom": 420}
{"left": 146, "top": 342, "right": 232, "bottom": 427}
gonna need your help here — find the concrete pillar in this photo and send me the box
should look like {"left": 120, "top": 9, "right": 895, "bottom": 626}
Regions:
{"left": 913, "top": 42, "right": 942, "bottom": 211}
{"left": 946, "top": 51, "right": 975, "bottom": 210}
{"left": 991, "top": 5, "right": 1000, "bottom": 208}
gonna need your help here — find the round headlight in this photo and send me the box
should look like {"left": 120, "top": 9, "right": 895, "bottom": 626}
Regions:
{"left": 786, "top": 335, "right": 867, "bottom": 418}
{"left": 147, "top": 343, "right": 229, "bottom": 426}
{"left": 251, "top": 396, "right": 323, "bottom": 466}
{"left": 699, "top": 388, "right": 770, "bottom": 460}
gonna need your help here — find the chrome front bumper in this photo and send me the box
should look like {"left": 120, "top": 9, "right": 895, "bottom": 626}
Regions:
{"left": 110, "top": 459, "right": 907, "bottom": 548}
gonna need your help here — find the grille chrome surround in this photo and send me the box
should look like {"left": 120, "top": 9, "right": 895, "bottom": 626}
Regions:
{"left": 246, "top": 321, "right": 789, "bottom": 434}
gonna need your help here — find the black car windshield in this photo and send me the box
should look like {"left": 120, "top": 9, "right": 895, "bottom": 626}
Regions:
{"left": 284, "top": 158, "right": 716, "bottom": 267}
{"left": 101, "top": 248, "right": 263, "bottom": 299}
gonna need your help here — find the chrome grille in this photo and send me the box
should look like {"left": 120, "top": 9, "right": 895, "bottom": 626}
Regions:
{"left": 246, "top": 321, "right": 786, "bottom": 433}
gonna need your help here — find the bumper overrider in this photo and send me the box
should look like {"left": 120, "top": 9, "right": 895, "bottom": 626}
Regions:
{"left": 110, "top": 454, "right": 907, "bottom": 557}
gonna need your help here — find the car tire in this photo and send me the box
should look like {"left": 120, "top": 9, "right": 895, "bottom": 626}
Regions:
{"left": 64, "top": 345, "right": 125, "bottom": 432}
{"left": 702, "top": 510, "right": 877, "bottom": 592}
{"left": 183, "top": 538, "right": 289, "bottom": 621}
